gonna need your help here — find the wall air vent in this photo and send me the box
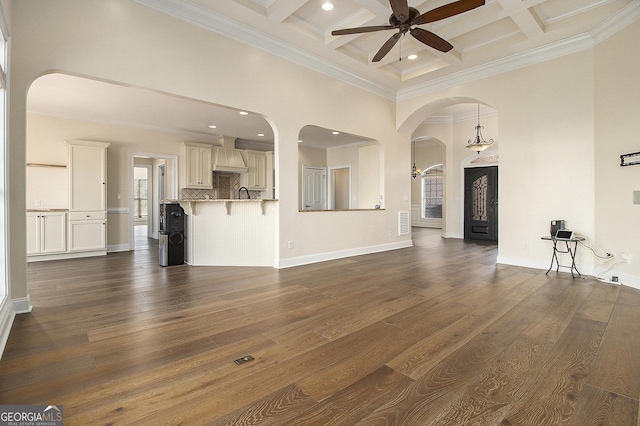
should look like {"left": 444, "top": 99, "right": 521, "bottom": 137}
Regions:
{"left": 398, "top": 211, "right": 410, "bottom": 236}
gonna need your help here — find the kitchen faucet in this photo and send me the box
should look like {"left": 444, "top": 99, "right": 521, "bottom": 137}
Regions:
{"left": 238, "top": 186, "right": 250, "bottom": 199}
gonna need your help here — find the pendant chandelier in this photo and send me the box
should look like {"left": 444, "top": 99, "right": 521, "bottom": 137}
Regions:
{"left": 411, "top": 139, "right": 422, "bottom": 178}
{"left": 466, "top": 104, "right": 494, "bottom": 153}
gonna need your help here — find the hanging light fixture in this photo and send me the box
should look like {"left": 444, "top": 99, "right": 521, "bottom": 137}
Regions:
{"left": 411, "top": 139, "right": 422, "bottom": 178}
{"left": 466, "top": 104, "right": 494, "bottom": 153}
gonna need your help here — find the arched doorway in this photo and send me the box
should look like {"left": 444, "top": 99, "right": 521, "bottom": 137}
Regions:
{"left": 403, "top": 99, "right": 499, "bottom": 241}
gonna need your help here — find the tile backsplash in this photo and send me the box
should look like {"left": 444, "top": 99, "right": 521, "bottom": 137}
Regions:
{"left": 180, "top": 173, "right": 261, "bottom": 200}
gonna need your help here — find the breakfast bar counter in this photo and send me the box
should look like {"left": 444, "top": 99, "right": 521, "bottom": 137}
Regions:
{"left": 180, "top": 199, "right": 278, "bottom": 267}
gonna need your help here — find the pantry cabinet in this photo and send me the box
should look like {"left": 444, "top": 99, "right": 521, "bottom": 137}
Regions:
{"left": 67, "top": 141, "right": 109, "bottom": 254}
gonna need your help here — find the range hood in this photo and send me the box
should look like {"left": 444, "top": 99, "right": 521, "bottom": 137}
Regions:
{"left": 211, "top": 147, "right": 248, "bottom": 173}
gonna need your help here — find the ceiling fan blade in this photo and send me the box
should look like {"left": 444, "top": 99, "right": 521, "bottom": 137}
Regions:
{"left": 410, "top": 28, "right": 453, "bottom": 52}
{"left": 413, "top": 0, "right": 485, "bottom": 25}
{"left": 373, "top": 32, "right": 402, "bottom": 62}
{"left": 389, "top": 0, "right": 410, "bottom": 23}
{"left": 332, "top": 25, "right": 395, "bottom": 36}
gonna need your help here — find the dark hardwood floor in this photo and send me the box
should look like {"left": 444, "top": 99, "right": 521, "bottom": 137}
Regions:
{"left": 1, "top": 228, "right": 639, "bottom": 425}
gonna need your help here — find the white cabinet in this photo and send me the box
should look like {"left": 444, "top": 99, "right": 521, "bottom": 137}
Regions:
{"left": 68, "top": 141, "right": 109, "bottom": 211}
{"left": 245, "top": 150, "right": 267, "bottom": 190}
{"left": 67, "top": 141, "right": 109, "bottom": 254}
{"left": 180, "top": 142, "right": 212, "bottom": 188}
{"left": 68, "top": 212, "right": 106, "bottom": 252}
{"left": 27, "top": 212, "right": 67, "bottom": 255}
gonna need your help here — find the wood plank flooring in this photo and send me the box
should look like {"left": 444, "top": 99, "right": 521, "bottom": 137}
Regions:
{"left": 1, "top": 228, "right": 639, "bottom": 425}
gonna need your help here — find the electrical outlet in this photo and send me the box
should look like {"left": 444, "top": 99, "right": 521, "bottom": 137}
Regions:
{"left": 523, "top": 242, "right": 528, "bottom": 249}
{"left": 621, "top": 252, "right": 630, "bottom": 263}
{"left": 288, "top": 241, "right": 293, "bottom": 249}
{"left": 34, "top": 199, "right": 41, "bottom": 207}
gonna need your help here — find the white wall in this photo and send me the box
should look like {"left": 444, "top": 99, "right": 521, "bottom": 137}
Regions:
{"left": 397, "top": 42, "right": 640, "bottom": 283}
{"left": 594, "top": 20, "right": 640, "bottom": 285}
{"left": 9, "top": 0, "right": 410, "bottom": 301}
{"left": 27, "top": 114, "right": 200, "bottom": 250}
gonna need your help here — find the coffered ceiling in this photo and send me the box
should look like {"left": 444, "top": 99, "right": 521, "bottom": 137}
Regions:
{"left": 26, "top": 0, "right": 640, "bottom": 148}
{"left": 134, "top": 0, "right": 640, "bottom": 99}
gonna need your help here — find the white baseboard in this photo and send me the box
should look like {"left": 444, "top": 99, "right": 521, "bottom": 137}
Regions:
{"left": 442, "top": 232, "right": 463, "bottom": 239}
{"left": 0, "top": 297, "right": 14, "bottom": 360}
{"left": 28, "top": 250, "right": 107, "bottom": 262}
{"left": 277, "top": 240, "right": 412, "bottom": 269}
{"left": 12, "top": 296, "right": 32, "bottom": 314}
{"left": 107, "top": 244, "right": 131, "bottom": 253}
{"left": 497, "top": 255, "right": 640, "bottom": 289}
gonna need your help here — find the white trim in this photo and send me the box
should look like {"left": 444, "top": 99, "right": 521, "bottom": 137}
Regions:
{"left": 107, "top": 207, "right": 130, "bottom": 214}
{"left": 277, "top": 240, "right": 412, "bottom": 269}
{"left": 131, "top": 0, "right": 640, "bottom": 102}
{"left": 327, "top": 165, "right": 351, "bottom": 210}
{"left": 132, "top": 0, "right": 396, "bottom": 100}
{"left": 497, "top": 255, "right": 640, "bottom": 290}
{"left": 27, "top": 250, "right": 106, "bottom": 262}
{"left": 0, "top": 297, "right": 13, "bottom": 360}
{"left": 130, "top": 152, "right": 178, "bottom": 252}
{"left": 107, "top": 244, "right": 131, "bottom": 253}
{"left": 12, "top": 295, "right": 32, "bottom": 314}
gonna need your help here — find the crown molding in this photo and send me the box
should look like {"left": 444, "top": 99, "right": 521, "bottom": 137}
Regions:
{"left": 397, "top": 1, "right": 640, "bottom": 102}
{"left": 133, "top": 0, "right": 640, "bottom": 103}
{"left": 132, "top": 0, "right": 397, "bottom": 100}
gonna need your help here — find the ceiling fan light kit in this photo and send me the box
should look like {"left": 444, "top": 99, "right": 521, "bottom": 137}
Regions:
{"left": 331, "top": 0, "right": 485, "bottom": 62}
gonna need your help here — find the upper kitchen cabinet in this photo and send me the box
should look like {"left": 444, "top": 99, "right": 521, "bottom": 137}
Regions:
{"left": 68, "top": 141, "right": 109, "bottom": 211}
{"left": 180, "top": 142, "right": 213, "bottom": 189}
{"left": 245, "top": 150, "right": 267, "bottom": 190}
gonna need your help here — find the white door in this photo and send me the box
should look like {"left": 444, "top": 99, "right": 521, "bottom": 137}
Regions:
{"left": 302, "top": 166, "right": 326, "bottom": 210}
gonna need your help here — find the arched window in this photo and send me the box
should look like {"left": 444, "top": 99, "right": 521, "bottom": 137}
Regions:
{"left": 422, "top": 164, "right": 443, "bottom": 219}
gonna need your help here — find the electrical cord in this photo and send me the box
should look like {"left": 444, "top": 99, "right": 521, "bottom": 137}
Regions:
{"left": 594, "top": 260, "right": 624, "bottom": 281}
{"left": 574, "top": 233, "right": 615, "bottom": 262}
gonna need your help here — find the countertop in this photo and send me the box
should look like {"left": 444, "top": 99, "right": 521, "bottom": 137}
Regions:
{"left": 179, "top": 199, "right": 278, "bottom": 202}
{"left": 179, "top": 199, "right": 278, "bottom": 215}
{"left": 27, "top": 208, "right": 69, "bottom": 212}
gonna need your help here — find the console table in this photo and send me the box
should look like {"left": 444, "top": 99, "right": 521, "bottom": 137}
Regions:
{"left": 542, "top": 235, "right": 584, "bottom": 278}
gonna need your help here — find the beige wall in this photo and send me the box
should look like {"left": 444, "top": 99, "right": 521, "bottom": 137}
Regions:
{"left": 397, "top": 41, "right": 640, "bottom": 281}
{"left": 10, "top": 0, "right": 409, "bottom": 299}
{"left": 26, "top": 113, "right": 193, "bottom": 250}
{"left": 594, "top": 20, "right": 640, "bottom": 283}
{"left": 7, "top": 0, "right": 640, "bottom": 306}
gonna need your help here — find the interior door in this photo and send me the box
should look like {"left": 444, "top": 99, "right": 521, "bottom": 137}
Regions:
{"left": 464, "top": 166, "right": 498, "bottom": 241}
{"left": 302, "top": 166, "right": 327, "bottom": 210}
{"left": 332, "top": 167, "right": 350, "bottom": 210}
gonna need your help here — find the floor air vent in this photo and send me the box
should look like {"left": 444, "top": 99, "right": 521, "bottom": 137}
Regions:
{"left": 398, "top": 211, "right": 410, "bottom": 236}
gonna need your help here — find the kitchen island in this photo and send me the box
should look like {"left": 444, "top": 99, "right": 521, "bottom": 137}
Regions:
{"left": 180, "top": 199, "right": 277, "bottom": 267}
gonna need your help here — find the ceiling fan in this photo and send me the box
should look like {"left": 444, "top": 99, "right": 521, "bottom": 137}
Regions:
{"left": 331, "top": 0, "right": 485, "bottom": 62}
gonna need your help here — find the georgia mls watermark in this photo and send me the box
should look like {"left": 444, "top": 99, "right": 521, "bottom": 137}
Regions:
{"left": 0, "top": 405, "right": 63, "bottom": 426}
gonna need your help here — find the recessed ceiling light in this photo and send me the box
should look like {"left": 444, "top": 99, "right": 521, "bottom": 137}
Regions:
{"left": 258, "top": 133, "right": 264, "bottom": 137}
{"left": 239, "top": 111, "right": 249, "bottom": 115}
{"left": 322, "top": 2, "right": 334, "bottom": 11}
{"left": 298, "top": 139, "right": 303, "bottom": 143}
{"left": 408, "top": 54, "right": 418, "bottom": 60}
{"left": 208, "top": 125, "right": 217, "bottom": 129}
{"left": 332, "top": 131, "right": 340, "bottom": 135}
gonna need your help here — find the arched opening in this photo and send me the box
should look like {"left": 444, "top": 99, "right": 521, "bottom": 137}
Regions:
{"left": 297, "top": 125, "right": 382, "bottom": 211}
{"left": 25, "top": 72, "right": 277, "bottom": 263}
{"left": 403, "top": 99, "right": 499, "bottom": 241}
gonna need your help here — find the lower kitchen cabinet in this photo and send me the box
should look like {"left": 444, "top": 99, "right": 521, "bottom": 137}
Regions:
{"left": 27, "top": 212, "right": 67, "bottom": 255}
{"left": 68, "top": 211, "right": 106, "bottom": 252}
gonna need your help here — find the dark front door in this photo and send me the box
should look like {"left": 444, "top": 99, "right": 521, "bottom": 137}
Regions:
{"left": 464, "top": 166, "right": 498, "bottom": 241}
